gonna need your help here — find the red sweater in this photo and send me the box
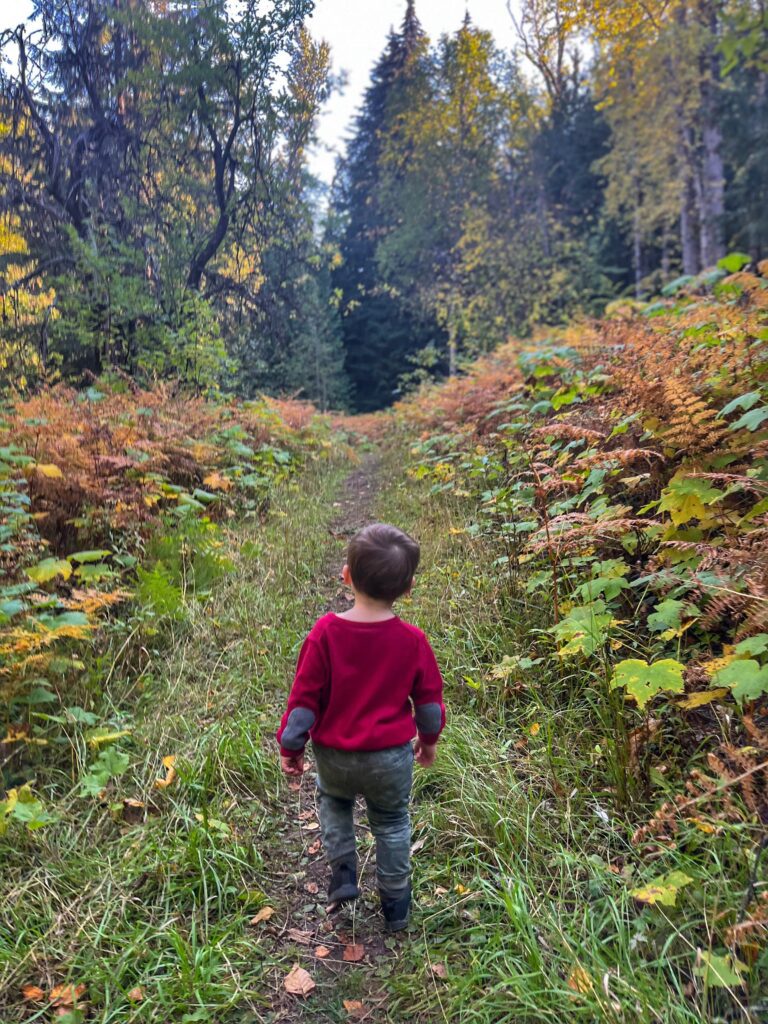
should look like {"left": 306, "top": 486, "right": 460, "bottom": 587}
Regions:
{"left": 276, "top": 613, "right": 445, "bottom": 757}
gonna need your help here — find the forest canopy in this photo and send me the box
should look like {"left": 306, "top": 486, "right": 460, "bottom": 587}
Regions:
{"left": 0, "top": 0, "right": 766, "bottom": 409}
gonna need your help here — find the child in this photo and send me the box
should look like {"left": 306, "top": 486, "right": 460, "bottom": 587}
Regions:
{"left": 276, "top": 522, "right": 445, "bottom": 931}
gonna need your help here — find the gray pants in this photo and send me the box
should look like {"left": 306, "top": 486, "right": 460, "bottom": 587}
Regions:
{"left": 313, "top": 741, "right": 414, "bottom": 897}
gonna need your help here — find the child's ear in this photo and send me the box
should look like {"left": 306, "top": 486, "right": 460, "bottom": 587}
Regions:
{"left": 341, "top": 564, "right": 352, "bottom": 586}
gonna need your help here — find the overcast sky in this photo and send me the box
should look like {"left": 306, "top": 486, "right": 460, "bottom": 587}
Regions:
{"left": 0, "top": 0, "right": 521, "bottom": 183}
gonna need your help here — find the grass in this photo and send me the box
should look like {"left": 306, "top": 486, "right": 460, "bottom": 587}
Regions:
{"left": 2, "top": 440, "right": 766, "bottom": 1023}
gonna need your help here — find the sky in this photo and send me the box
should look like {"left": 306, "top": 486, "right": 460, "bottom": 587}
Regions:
{"left": 0, "top": 0, "right": 521, "bottom": 183}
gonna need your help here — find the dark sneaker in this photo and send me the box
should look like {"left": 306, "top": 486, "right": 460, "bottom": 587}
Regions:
{"left": 379, "top": 885, "right": 411, "bottom": 931}
{"left": 327, "top": 862, "right": 360, "bottom": 910}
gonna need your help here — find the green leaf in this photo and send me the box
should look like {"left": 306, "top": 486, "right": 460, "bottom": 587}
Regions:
{"left": 551, "top": 602, "right": 613, "bottom": 658}
{"left": 66, "top": 706, "right": 99, "bottom": 726}
{"left": 15, "top": 685, "right": 58, "bottom": 705}
{"left": 729, "top": 406, "right": 768, "bottom": 432}
{"left": 718, "top": 391, "right": 761, "bottom": 418}
{"left": 734, "top": 634, "right": 768, "bottom": 657}
{"left": 68, "top": 549, "right": 112, "bottom": 563}
{"left": 26, "top": 557, "right": 73, "bottom": 583}
{"left": 717, "top": 252, "right": 751, "bottom": 273}
{"left": 611, "top": 658, "right": 685, "bottom": 709}
{"left": 74, "top": 563, "right": 114, "bottom": 582}
{"left": 647, "top": 598, "right": 700, "bottom": 635}
{"left": 630, "top": 870, "right": 693, "bottom": 906}
{"left": 0, "top": 598, "right": 26, "bottom": 621}
{"left": 712, "top": 659, "right": 768, "bottom": 706}
{"left": 694, "top": 951, "right": 746, "bottom": 988}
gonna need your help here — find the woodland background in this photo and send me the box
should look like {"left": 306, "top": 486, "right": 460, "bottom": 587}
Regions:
{"left": 0, "top": 0, "right": 766, "bottom": 410}
{"left": 1, "top": 3, "right": 768, "bottom": 1022}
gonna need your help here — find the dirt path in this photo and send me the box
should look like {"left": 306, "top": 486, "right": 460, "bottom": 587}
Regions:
{"left": 262, "top": 454, "right": 406, "bottom": 1023}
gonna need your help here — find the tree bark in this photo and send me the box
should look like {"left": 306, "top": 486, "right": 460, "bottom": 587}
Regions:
{"left": 696, "top": 0, "right": 726, "bottom": 268}
{"left": 680, "top": 171, "right": 700, "bottom": 276}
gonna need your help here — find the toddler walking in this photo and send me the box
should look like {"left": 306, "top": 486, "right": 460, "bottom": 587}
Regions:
{"left": 276, "top": 523, "right": 445, "bottom": 931}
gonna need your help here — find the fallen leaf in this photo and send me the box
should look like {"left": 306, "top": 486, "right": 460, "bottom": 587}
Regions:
{"left": 284, "top": 964, "right": 315, "bottom": 997}
{"left": 50, "top": 984, "right": 87, "bottom": 1007}
{"left": 567, "top": 965, "right": 594, "bottom": 995}
{"left": 434, "top": 885, "right": 449, "bottom": 896}
{"left": 410, "top": 837, "right": 426, "bottom": 855}
{"left": 304, "top": 882, "right": 319, "bottom": 894}
{"left": 343, "top": 943, "right": 365, "bottom": 962}
{"left": 455, "top": 883, "right": 468, "bottom": 895}
{"left": 21, "top": 985, "right": 45, "bottom": 1002}
{"left": 343, "top": 999, "right": 366, "bottom": 1018}
{"left": 154, "top": 754, "right": 177, "bottom": 789}
{"left": 529, "top": 722, "right": 541, "bottom": 737}
{"left": 302, "top": 821, "right": 320, "bottom": 831}
{"left": 127, "top": 986, "right": 144, "bottom": 1002}
{"left": 287, "top": 928, "right": 312, "bottom": 945}
{"left": 677, "top": 688, "right": 729, "bottom": 709}
{"left": 431, "top": 963, "right": 448, "bottom": 978}
{"left": 314, "top": 945, "right": 331, "bottom": 958}
{"left": 308, "top": 840, "right": 322, "bottom": 855}
{"left": 298, "top": 809, "right": 315, "bottom": 820}
{"left": 37, "top": 463, "right": 63, "bottom": 478}
{"left": 288, "top": 782, "right": 302, "bottom": 792}
{"left": 250, "top": 906, "right": 275, "bottom": 925}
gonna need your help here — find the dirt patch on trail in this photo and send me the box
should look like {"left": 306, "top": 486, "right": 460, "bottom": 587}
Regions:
{"left": 324, "top": 453, "right": 381, "bottom": 612}
{"left": 261, "top": 453, "right": 410, "bottom": 1023}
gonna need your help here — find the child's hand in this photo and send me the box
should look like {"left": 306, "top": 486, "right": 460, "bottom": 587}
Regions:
{"left": 281, "top": 753, "right": 305, "bottom": 776}
{"left": 413, "top": 738, "right": 437, "bottom": 767}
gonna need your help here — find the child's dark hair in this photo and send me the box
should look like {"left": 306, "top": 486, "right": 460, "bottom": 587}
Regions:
{"left": 347, "top": 523, "right": 420, "bottom": 603}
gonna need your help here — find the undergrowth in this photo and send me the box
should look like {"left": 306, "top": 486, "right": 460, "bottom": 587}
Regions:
{"left": 0, "top": 455, "right": 350, "bottom": 1022}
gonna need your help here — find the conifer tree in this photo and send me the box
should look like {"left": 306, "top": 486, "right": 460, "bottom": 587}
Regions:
{"left": 333, "top": 1, "right": 441, "bottom": 411}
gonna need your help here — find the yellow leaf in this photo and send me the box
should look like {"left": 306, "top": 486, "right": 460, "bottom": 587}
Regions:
{"left": 529, "top": 722, "right": 541, "bottom": 737}
{"left": 154, "top": 755, "right": 177, "bottom": 789}
{"left": 36, "top": 463, "right": 63, "bottom": 478}
{"left": 686, "top": 816, "right": 716, "bottom": 834}
{"left": 701, "top": 655, "right": 734, "bottom": 678}
{"left": 87, "top": 729, "right": 131, "bottom": 748}
{"left": 203, "top": 471, "right": 233, "bottom": 491}
{"left": 677, "top": 688, "right": 729, "bottom": 709}
{"left": 567, "top": 964, "right": 594, "bottom": 995}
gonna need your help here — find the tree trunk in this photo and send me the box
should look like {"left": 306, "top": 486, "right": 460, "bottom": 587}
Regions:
{"left": 695, "top": 0, "right": 726, "bottom": 268}
{"left": 698, "top": 123, "right": 725, "bottom": 267}
{"left": 680, "top": 171, "right": 700, "bottom": 276}
{"left": 633, "top": 205, "right": 643, "bottom": 299}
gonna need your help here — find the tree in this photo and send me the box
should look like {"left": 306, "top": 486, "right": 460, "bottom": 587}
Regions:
{"left": 332, "top": 1, "right": 441, "bottom": 411}
{"left": 0, "top": 0, "right": 324, "bottom": 387}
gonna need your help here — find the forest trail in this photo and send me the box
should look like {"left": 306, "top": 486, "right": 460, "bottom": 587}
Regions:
{"left": 259, "top": 453, "right": 409, "bottom": 1023}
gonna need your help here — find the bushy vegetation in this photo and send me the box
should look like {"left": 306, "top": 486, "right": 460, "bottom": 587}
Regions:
{"left": 389, "top": 257, "right": 768, "bottom": 1017}
{"left": 1, "top": 382, "right": 334, "bottom": 799}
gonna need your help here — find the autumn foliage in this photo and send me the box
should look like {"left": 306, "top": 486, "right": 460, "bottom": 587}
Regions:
{"left": 401, "top": 264, "right": 768, "bottom": 892}
{"left": 0, "top": 383, "right": 330, "bottom": 708}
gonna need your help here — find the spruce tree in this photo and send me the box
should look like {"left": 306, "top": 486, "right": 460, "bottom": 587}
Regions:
{"left": 333, "top": 1, "right": 441, "bottom": 411}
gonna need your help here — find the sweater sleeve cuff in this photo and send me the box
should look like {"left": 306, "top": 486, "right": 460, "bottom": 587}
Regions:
{"left": 280, "top": 744, "right": 305, "bottom": 759}
{"left": 417, "top": 731, "right": 440, "bottom": 746}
